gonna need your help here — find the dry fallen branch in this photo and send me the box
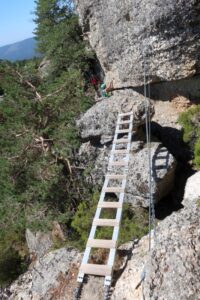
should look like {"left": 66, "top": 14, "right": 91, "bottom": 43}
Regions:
{"left": 51, "top": 150, "right": 73, "bottom": 176}
{"left": 14, "top": 129, "right": 31, "bottom": 137}
{"left": 42, "top": 83, "right": 67, "bottom": 100}
{"left": 16, "top": 70, "right": 42, "bottom": 101}
{"left": 34, "top": 136, "right": 53, "bottom": 154}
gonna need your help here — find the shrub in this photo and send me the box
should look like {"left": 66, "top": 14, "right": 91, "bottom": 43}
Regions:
{"left": 179, "top": 105, "right": 200, "bottom": 169}
{"left": 71, "top": 192, "right": 149, "bottom": 250}
{"left": 194, "top": 137, "right": 200, "bottom": 169}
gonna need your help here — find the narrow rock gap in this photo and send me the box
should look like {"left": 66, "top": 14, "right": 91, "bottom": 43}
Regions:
{"left": 0, "top": 86, "right": 4, "bottom": 96}
{"left": 112, "top": 73, "right": 200, "bottom": 102}
{"left": 150, "top": 121, "right": 195, "bottom": 220}
{"left": 155, "top": 161, "right": 195, "bottom": 220}
{"left": 80, "top": 136, "right": 104, "bottom": 148}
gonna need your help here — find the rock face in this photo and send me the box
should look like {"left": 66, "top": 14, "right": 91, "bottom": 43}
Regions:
{"left": 111, "top": 236, "right": 150, "bottom": 300}
{"left": 38, "top": 57, "right": 51, "bottom": 78}
{"left": 111, "top": 172, "right": 200, "bottom": 300}
{"left": 75, "top": 0, "right": 200, "bottom": 87}
{"left": 77, "top": 90, "right": 154, "bottom": 144}
{"left": 79, "top": 139, "right": 176, "bottom": 207}
{"left": 126, "top": 142, "right": 176, "bottom": 207}
{"left": 6, "top": 247, "right": 80, "bottom": 300}
{"left": 25, "top": 229, "right": 53, "bottom": 259}
{"left": 183, "top": 171, "right": 200, "bottom": 208}
{"left": 25, "top": 222, "right": 65, "bottom": 259}
{"left": 143, "top": 206, "right": 200, "bottom": 300}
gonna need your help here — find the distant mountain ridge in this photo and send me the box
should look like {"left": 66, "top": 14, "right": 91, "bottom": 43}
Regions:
{"left": 0, "top": 37, "right": 41, "bottom": 61}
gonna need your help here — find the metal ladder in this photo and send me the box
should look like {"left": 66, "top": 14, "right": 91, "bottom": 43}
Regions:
{"left": 76, "top": 111, "right": 133, "bottom": 298}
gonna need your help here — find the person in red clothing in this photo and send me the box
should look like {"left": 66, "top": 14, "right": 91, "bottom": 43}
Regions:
{"left": 90, "top": 75, "right": 101, "bottom": 96}
{"left": 90, "top": 76, "right": 97, "bottom": 86}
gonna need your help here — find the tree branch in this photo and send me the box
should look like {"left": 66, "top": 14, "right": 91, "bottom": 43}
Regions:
{"left": 16, "top": 71, "right": 42, "bottom": 101}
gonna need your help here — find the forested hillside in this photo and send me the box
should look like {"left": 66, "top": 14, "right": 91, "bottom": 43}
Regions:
{"left": 0, "top": 0, "right": 95, "bottom": 285}
{"left": 0, "top": 38, "right": 39, "bottom": 62}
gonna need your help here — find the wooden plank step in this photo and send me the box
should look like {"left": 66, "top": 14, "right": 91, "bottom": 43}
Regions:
{"left": 104, "top": 187, "right": 124, "bottom": 193}
{"left": 113, "top": 138, "right": 130, "bottom": 144}
{"left": 111, "top": 149, "right": 129, "bottom": 154}
{"left": 106, "top": 174, "right": 127, "bottom": 179}
{"left": 117, "top": 120, "right": 132, "bottom": 125}
{"left": 116, "top": 129, "right": 131, "bottom": 134}
{"left": 98, "top": 201, "right": 123, "bottom": 209}
{"left": 93, "top": 218, "right": 120, "bottom": 227}
{"left": 109, "top": 161, "right": 128, "bottom": 166}
{"left": 87, "top": 239, "right": 117, "bottom": 249}
{"left": 80, "top": 263, "right": 112, "bottom": 276}
{"left": 119, "top": 112, "right": 133, "bottom": 117}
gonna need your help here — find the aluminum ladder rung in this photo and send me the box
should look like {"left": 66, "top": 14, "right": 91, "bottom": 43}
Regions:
{"left": 103, "top": 186, "right": 124, "bottom": 193}
{"left": 106, "top": 174, "right": 127, "bottom": 179}
{"left": 117, "top": 120, "right": 132, "bottom": 125}
{"left": 119, "top": 112, "right": 133, "bottom": 117}
{"left": 80, "top": 264, "right": 112, "bottom": 276}
{"left": 116, "top": 129, "right": 132, "bottom": 134}
{"left": 113, "top": 138, "right": 130, "bottom": 144}
{"left": 111, "top": 149, "right": 129, "bottom": 154}
{"left": 98, "top": 201, "right": 123, "bottom": 209}
{"left": 87, "top": 239, "right": 117, "bottom": 249}
{"left": 93, "top": 218, "right": 120, "bottom": 227}
{"left": 109, "top": 161, "right": 128, "bottom": 167}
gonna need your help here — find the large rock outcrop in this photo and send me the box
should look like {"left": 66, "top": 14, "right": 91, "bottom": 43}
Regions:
{"left": 79, "top": 138, "right": 176, "bottom": 207}
{"left": 112, "top": 172, "right": 200, "bottom": 300}
{"left": 143, "top": 206, "right": 200, "bottom": 300}
{"left": 75, "top": 0, "right": 200, "bottom": 88}
{"left": 111, "top": 236, "right": 150, "bottom": 300}
{"left": 183, "top": 171, "right": 200, "bottom": 209}
{"left": 3, "top": 247, "right": 80, "bottom": 300}
{"left": 25, "top": 229, "right": 53, "bottom": 259}
{"left": 77, "top": 90, "right": 154, "bottom": 144}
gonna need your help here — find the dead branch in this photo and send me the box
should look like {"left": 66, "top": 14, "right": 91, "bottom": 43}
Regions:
{"left": 71, "top": 166, "right": 85, "bottom": 170}
{"left": 14, "top": 129, "right": 31, "bottom": 137}
{"left": 33, "top": 136, "right": 53, "bottom": 154}
{"left": 51, "top": 150, "right": 73, "bottom": 176}
{"left": 42, "top": 83, "right": 66, "bottom": 99}
{"left": 16, "top": 71, "right": 42, "bottom": 101}
{"left": 7, "top": 155, "right": 20, "bottom": 160}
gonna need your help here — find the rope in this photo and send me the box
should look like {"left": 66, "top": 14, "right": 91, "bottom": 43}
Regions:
{"left": 142, "top": 44, "right": 156, "bottom": 251}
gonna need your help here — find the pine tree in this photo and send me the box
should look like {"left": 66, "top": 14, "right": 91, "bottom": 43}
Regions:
{"left": 0, "top": 0, "right": 96, "bottom": 286}
{"left": 34, "top": 0, "right": 90, "bottom": 71}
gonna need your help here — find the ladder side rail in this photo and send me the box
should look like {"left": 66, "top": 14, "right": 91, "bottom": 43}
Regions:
{"left": 77, "top": 178, "right": 110, "bottom": 282}
{"left": 104, "top": 178, "right": 127, "bottom": 286}
{"left": 77, "top": 111, "right": 134, "bottom": 287}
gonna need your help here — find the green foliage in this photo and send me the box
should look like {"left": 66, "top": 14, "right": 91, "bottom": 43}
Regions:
{"left": 194, "top": 138, "right": 200, "bottom": 168}
{"left": 178, "top": 105, "right": 200, "bottom": 144}
{"left": 71, "top": 193, "right": 149, "bottom": 250}
{"left": 196, "top": 198, "right": 200, "bottom": 207}
{"left": 0, "top": 0, "right": 95, "bottom": 285}
{"left": 178, "top": 105, "right": 200, "bottom": 169}
{"left": 34, "top": 0, "right": 94, "bottom": 73}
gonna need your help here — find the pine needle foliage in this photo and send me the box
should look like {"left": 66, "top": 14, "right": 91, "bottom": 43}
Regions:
{"left": 178, "top": 105, "right": 200, "bottom": 169}
{"left": 0, "top": 0, "right": 95, "bottom": 285}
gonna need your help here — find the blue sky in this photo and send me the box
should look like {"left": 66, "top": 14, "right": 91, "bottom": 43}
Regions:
{"left": 0, "top": 0, "right": 36, "bottom": 46}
